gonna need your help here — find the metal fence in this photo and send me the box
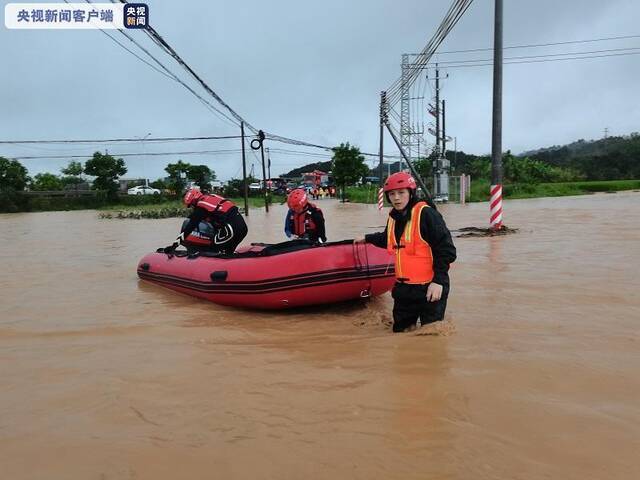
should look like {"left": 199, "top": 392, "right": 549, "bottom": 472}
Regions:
{"left": 421, "top": 174, "right": 471, "bottom": 204}
{"left": 447, "top": 174, "right": 471, "bottom": 204}
{"left": 22, "top": 190, "right": 98, "bottom": 197}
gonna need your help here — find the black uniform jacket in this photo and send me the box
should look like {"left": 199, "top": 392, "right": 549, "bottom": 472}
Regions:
{"left": 364, "top": 199, "right": 456, "bottom": 286}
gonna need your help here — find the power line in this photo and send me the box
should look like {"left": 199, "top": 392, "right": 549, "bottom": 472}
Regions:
{"left": 414, "top": 46, "right": 640, "bottom": 66}
{"left": 94, "top": 27, "right": 177, "bottom": 82}
{"left": 95, "top": 0, "right": 241, "bottom": 129}
{"left": 0, "top": 135, "right": 241, "bottom": 145}
{"left": 268, "top": 149, "right": 332, "bottom": 158}
{"left": 387, "top": 0, "right": 475, "bottom": 105}
{"left": 269, "top": 147, "right": 402, "bottom": 160}
{"left": 74, "top": 0, "right": 241, "bottom": 128}
{"left": 109, "top": 1, "right": 358, "bottom": 153}
{"left": 10, "top": 149, "right": 244, "bottom": 161}
{"left": 388, "top": 0, "right": 474, "bottom": 97}
{"left": 114, "top": 0, "right": 257, "bottom": 133}
{"left": 2, "top": 137, "right": 392, "bottom": 159}
{"left": 433, "top": 34, "right": 640, "bottom": 55}
{"left": 430, "top": 50, "right": 640, "bottom": 69}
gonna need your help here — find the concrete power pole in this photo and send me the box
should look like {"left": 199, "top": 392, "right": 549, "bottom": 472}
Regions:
{"left": 266, "top": 147, "right": 271, "bottom": 179}
{"left": 442, "top": 99, "right": 447, "bottom": 159}
{"left": 490, "top": 0, "right": 504, "bottom": 229}
{"left": 240, "top": 122, "right": 249, "bottom": 216}
{"left": 432, "top": 66, "right": 450, "bottom": 202}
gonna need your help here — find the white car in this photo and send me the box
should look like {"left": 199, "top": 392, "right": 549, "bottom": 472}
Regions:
{"left": 127, "top": 185, "right": 160, "bottom": 195}
{"left": 249, "top": 182, "right": 262, "bottom": 191}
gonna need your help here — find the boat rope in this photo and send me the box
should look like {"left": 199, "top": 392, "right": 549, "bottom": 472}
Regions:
{"left": 363, "top": 242, "right": 372, "bottom": 295}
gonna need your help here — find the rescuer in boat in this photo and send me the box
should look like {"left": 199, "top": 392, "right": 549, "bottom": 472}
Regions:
{"left": 165, "top": 187, "right": 248, "bottom": 255}
{"left": 355, "top": 172, "right": 456, "bottom": 333}
{"left": 284, "top": 188, "right": 327, "bottom": 244}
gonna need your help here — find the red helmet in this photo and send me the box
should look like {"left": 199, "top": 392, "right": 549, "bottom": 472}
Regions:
{"left": 183, "top": 187, "right": 204, "bottom": 207}
{"left": 383, "top": 172, "right": 417, "bottom": 193}
{"left": 287, "top": 188, "right": 308, "bottom": 213}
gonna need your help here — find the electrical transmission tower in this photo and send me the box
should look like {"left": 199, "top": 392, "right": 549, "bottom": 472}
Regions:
{"left": 400, "top": 54, "right": 411, "bottom": 170}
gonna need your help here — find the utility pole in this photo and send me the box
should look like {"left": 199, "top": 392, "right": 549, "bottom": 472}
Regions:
{"left": 442, "top": 99, "right": 446, "bottom": 158}
{"left": 431, "top": 66, "right": 450, "bottom": 202}
{"left": 258, "top": 130, "right": 269, "bottom": 213}
{"left": 240, "top": 122, "right": 249, "bottom": 216}
{"left": 454, "top": 136, "right": 458, "bottom": 170}
{"left": 249, "top": 130, "right": 269, "bottom": 212}
{"left": 266, "top": 147, "right": 271, "bottom": 179}
{"left": 490, "top": 0, "right": 504, "bottom": 230}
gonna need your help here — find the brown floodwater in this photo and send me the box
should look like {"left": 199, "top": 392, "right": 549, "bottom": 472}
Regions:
{"left": 1, "top": 192, "right": 639, "bottom": 479}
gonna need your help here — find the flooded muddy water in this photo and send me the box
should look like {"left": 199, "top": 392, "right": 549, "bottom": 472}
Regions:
{"left": 1, "top": 192, "right": 639, "bottom": 479}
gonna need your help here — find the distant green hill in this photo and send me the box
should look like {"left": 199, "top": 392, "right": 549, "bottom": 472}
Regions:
{"left": 520, "top": 134, "right": 640, "bottom": 180}
{"left": 447, "top": 133, "right": 640, "bottom": 181}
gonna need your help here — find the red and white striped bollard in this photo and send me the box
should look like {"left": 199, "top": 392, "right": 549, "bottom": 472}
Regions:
{"left": 490, "top": 184, "right": 503, "bottom": 229}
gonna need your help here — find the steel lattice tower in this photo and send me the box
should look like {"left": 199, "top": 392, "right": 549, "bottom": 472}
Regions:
{"left": 400, "top": 54, "right": 411, "bottom": 171}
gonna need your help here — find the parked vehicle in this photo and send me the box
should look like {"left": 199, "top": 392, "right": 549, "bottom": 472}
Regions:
{"left": 249, "top": 182, "right": 262, "bottom": 191}
{"left": 127, "top": 185, "right": 160, "bottom": 195}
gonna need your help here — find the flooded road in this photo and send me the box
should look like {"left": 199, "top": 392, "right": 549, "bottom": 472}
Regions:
{"left": 1, "top": 193, "right": 639, "bottom": 479}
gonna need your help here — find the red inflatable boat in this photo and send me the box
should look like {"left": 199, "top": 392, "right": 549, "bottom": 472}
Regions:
{"left": 137, "top": 239, "right": 395, "bottom": 309}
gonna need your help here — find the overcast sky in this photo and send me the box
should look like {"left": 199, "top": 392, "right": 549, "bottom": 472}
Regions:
{"left": 1, "top": 0, "right": 639, "bottom": 181}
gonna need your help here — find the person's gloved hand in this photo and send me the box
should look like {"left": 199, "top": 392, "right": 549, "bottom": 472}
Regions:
{"left": 164, "top": 241, "right": 179, "bottom": 253}
{"left": 164, "top": 233, "right": 185, "bottom": 253}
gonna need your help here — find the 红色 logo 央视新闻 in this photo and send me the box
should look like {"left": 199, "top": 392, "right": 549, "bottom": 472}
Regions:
{"left": 123, "top": 3, "right": 148, "bottom": 29}
{"left": 4, "top": 3, "right": 149, "bottom": 29}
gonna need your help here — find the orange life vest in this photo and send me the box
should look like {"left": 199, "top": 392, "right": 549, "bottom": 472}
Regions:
{"left": 195, "top": 194, "right": 234, "bottom": 215}
{"left": 292, "top": 204, "right": 320, "bottom": 237}
{"left": 386, "top": 201, "right": 434, "bottom": 284}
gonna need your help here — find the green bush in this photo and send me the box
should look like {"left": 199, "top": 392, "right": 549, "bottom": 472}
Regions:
{"left": 470, "top": 179, "right": 640, "bottom": 201}
{"left": 344, "top": 185, "right": 380, "bottom": 204}
{"left": 0, "top": 190, "right": 28, "bottom": 213}
{"left": 113, "top": 194, "right": 179, "bottom": 206}
{"left": 469, "top": 179, "right": 490, "bottom": 202}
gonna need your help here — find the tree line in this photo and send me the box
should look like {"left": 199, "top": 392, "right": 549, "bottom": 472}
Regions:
{"left": 0, "top": 152, "right": 220, "bottom": 212}
{"left": 3, "top": 134, "right": 637, "bottom": 212}
{"left": 0, "top": 153, "right": 220, "bottom": 194}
